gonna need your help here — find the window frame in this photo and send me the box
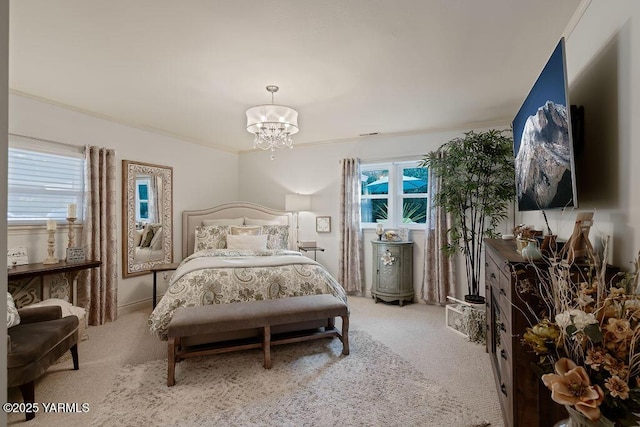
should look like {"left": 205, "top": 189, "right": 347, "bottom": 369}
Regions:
{"left": 360, "top": 159, "right": 428, "bottom": 230}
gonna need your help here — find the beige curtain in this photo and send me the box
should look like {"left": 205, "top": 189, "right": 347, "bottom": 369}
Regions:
{"left": 79, "top": 146, "right": 118, "bottom": 325}
{"left": 422, "top": 150, "right": 456, "bottom": 304}
{"left": 338, "top": 158, "right": 364, "bottom": 294}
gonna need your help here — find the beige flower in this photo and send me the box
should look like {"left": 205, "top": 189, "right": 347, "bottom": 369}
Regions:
{"left": 603, "top": 354, "right": 629, "bottom": 378}
{"left": 605, "top": 375, "right": 630, "bottom": 399}
{"left": 605, "top": 318, "right": 633, "bottom": 342}
{"left": 542, "top": 358, "right": 604, "bottom": 421}
{"left": 585, "top": 347, "right": 606, "bottom": 371}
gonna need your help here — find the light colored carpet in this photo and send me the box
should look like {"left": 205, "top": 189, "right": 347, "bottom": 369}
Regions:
{"left": 90, "top": 330, "right": 489, "bottom": 427}
{"left": 7, "top": 296, "right": 504, "bottom": 426}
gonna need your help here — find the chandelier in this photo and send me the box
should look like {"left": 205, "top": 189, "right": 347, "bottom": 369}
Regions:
{"left": 246, "top": 85, "right": 299, "bottom": 159}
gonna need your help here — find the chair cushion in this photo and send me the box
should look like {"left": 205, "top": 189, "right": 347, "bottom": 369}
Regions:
{"left": 7, "top": 315, "right": 79, "bottom": 369}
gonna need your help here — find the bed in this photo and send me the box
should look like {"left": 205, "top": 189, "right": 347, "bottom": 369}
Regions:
{"left": 148, "top": 202, "right": 347, "bottom": 344}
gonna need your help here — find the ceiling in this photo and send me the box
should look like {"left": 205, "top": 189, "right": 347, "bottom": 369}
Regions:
{"left": 9, "top": 0, "right": 584, "bottom": 153}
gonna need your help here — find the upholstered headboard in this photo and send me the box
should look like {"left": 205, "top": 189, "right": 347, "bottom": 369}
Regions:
{"left": 182, "top": 201, "right": 293, "bottom": 258}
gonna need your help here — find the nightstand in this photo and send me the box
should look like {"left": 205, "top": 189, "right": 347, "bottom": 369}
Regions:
{"left": 149, "top": 262, "right": 180, "bottom": 309}
{"left": 371, "top": 240, "right": 414, "bottom": 306}
{"left": 298, "top": 246, "right": 325, "bottom": 261}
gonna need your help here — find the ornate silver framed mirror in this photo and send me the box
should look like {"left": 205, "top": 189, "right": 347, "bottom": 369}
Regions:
{"left": 122, "top": 160, "right": 173, "bottom": 278}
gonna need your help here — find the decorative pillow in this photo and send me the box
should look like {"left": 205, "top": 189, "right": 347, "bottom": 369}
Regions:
{"left": 7, "top": 292, "right": 20, "bottom": 328}
{"left": 261, "top": 225, "right": 290, "bottom": 249}
{"left": 244, "top": 217, "right": 280, "bottom": 226}
{"left": 226, "top": 234, "right": 268, "bottom": 251}
{"left": 140, "top": 228, "right": 155, "bottom": 248}
{"left": 230, "top": 225, "right": 262, "bottom": 236}
{"left": 149, "top": 227, "right": 163, "bottom": 250}
{"left": 195, "top": 225, "right": 230, "bottom": 251}
{"left": 140, "top": 223, "right": 162, "bottom": 248}
{"left": 202, "top": 218, "right": 244, "bottom": 226}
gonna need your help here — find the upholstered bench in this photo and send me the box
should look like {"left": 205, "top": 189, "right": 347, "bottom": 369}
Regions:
{"left": 167, "top": 294, "right": 349, "bottom": 386}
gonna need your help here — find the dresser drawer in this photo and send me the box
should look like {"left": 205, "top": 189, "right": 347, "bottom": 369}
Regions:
{"left": 498, "top": 304, "right": 512, "bottom": 354}
{"left": 486, "top": 252, "right": 511, "bottom": 300}
{"left": 497, "top": 363, "right": 514, "bottom": 427}
{"left": 485, "top": 238, "right": 566, "bottom": 427}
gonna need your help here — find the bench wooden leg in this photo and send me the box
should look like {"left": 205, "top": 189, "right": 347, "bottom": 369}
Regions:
{"left": 263, "top": 325, "right": 272, "bottom": 369}
{"left": 327, "top": 316, "right": 335, "bottom": 330}
{"left": 341, "top": 315, "right": 350, "bottom": 355}
{"left": 168, "top": 337, "right": 179, "bottom": 386}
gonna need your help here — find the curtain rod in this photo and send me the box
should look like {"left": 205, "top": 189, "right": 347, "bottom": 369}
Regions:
{"left": 339, "top": 154, "right": 423, "bottom": 164}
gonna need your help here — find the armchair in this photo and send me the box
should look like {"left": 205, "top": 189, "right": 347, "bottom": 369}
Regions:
{"left": 7, "top": 305, "right": 79, "bottom": 421}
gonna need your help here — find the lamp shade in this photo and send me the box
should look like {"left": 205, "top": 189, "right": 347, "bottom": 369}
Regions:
{"left": 246, "top": 105, "right": 299, "bottom": 135}
{"left": 285, "top": 194, "right": 311, "bottom": 212}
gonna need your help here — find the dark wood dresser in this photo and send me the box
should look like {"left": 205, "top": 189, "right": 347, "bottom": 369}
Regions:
{"left": 484, "top": 238, "right": 565, "bottom": 427}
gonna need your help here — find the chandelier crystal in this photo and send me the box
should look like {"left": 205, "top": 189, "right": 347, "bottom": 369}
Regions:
{"left": 246, "top": 85, "right": 299, "bottom": 159}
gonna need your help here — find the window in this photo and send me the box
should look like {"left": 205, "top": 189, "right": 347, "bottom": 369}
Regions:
{"left": 7, "top": 135, "right": 85, "bottom": 226}
{"left": 361, "top": 160, "right": 428, "bottom": 228}
{"left": 136, "top": 178, "right": 151, "bottom": 222}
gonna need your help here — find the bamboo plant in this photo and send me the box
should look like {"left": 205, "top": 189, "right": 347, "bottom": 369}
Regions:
{"left": 421, "top": 129, "right": 515, "bottom": 303}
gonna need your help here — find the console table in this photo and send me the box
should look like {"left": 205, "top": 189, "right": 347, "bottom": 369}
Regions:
{"left": 298, "top": 246, "right": 325, "bottom": 261}
{"left": 8, "top": 259, "right": 101, "bottom": 305}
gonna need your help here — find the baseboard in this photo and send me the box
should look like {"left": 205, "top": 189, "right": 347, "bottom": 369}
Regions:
{"left": 117, "top": 297, "right": 156, "bottom": 316}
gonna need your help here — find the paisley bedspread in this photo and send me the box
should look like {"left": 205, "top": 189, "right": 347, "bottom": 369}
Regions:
{"left": 148, "top": 249, "right": 347, "bottom": 340}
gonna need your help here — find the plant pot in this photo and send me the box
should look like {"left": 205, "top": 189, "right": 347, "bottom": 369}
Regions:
{"left": 464, "top": 294, "right": 485, "bottom": 304}
{"left": 521, "top": 240, "right": 542, "bottom": 261}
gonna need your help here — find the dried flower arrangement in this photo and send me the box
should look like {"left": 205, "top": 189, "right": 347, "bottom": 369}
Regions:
{"left": 513, "top": 224, "right": 539, "bottom": 240}
{"left": 520, "top": 242, "right": 640, "bottom": 426}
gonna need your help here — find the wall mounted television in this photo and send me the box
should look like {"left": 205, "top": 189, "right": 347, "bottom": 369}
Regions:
{"left": 513, "top": 37, "right": 579, "bottom": 212}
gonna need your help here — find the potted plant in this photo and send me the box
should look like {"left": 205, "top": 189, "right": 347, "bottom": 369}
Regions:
{"left": 422, "top": 129, "right": 514, "bottom": 304}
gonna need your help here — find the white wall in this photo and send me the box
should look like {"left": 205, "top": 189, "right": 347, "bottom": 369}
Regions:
{"left": 238, "top": 130, "right": 500, "bottom": 300}
{"left": 240, "top": 0, "right": 640, "bottom": 298}
{"left": 518, "top": 1, "right": 640, "bottom": 269}
{"left": 7, "top": 0, "right": 638, "bottom": 311}
{"left": 8, "top": 93, "right": 239, "bottom": 311}
{"left": 1, "top": 0, "right": 9, "bottom": 413}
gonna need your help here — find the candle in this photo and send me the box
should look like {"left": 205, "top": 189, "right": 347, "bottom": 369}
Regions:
{"left": 67, "top": 203, "right": 77, "bottom": 219}
{"left": 47, "top": 219, "right": 57, "bottom": 231}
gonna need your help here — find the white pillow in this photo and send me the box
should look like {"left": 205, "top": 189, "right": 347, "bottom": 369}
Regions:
{"left": 202, "top": 218, "right": 244, "bottom": 226}
{"left": 244, "top": 217, "right": 280, "bottom": 226}
{"left": 134, "top": 228, "right": 144, "bottom": 247}
{"left": 226, "top": 234, "right": 268, "bottom": 251}
{"left": 7, "top": 292, "right": 20, "bottom": 328}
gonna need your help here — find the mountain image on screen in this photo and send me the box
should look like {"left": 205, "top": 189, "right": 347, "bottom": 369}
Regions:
{"left": 514, "top": 100, "right": 574, "bottom": 211}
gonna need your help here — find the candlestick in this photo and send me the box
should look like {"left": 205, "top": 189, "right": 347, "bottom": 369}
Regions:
{"left": 43, "top": 230, "right": 59, "bottom": 264}
{"left": 46, "top": 219, "right": 57, "bottom": 231}
{"left": 67, "top": 203, "right": 77, "bottom": 219}
{"left": 67, "top": 217, "right": 77, "bottom": 248}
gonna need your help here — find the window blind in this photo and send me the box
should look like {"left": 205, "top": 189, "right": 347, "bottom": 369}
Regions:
{"left": 8, "top": 139, "right": 85, "bottom": 225}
